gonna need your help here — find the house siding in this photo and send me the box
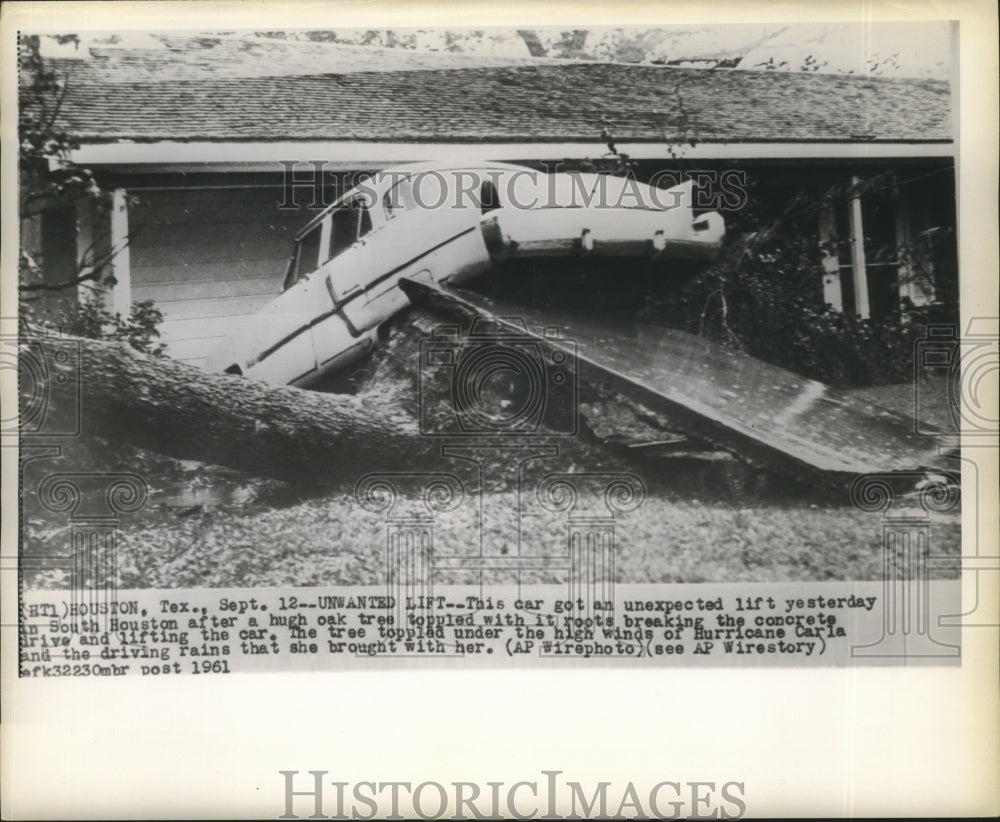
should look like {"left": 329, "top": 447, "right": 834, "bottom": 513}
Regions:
{"left": 127, "top": 186, "right": 312, "bottom": 366}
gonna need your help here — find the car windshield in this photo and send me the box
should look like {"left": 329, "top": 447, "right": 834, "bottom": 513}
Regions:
{"left": 383, "top": 176, "right": 421, "bottom": 220}
{"left": 283, "top": 224, "right": 322, "bottom": 290}
{"left": 329, "top": 197, "right": 372, "bottom": 260}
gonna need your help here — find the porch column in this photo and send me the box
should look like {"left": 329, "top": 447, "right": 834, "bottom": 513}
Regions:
{"left": 108, "top": 188, "right": 132, "bottom": 315}
{"left": 848, "top": 175, "right": 870, "bottom": 319}
{"left": 818, "top": 206, "right": 844, "bottom": 311}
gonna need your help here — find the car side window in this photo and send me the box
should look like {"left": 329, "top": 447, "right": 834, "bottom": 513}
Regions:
{"left": 383, "top": 176, "right": 419, "bottom": 220}
{"left": 329, "top": 197, "right": 372, "bottom": 261}
{"left": 283, "top": 224, "right": 322, "bottom": 290}
{"left": 481, "top": 179, "right": 502, "bottom": 213}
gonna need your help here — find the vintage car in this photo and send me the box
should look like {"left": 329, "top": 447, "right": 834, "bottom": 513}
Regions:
{"left": 205, "top": 161, "right": 725, "bottom": 386}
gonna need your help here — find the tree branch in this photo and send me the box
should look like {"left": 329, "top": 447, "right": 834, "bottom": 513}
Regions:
{"left": 19, "top": 269, "right": 102, "bottom": 293}
{"left": 21, "top": 335, "right": 441, "bottom": 483}
{"left": 19, "top": 227, "right": 143, "bottom": 293}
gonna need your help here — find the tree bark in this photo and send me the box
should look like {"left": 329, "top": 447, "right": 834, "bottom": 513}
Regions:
{"left": 20, "top": 335, "right": 441, "bottom": 482}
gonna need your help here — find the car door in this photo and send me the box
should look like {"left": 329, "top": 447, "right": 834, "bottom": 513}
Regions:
{"left": 247, "top": 221, "right": 323, "bottom": 385}
{"left": 311, "top": 196, "right": 381, "bottom": 371}
{"left": 322, "top": 197, "right": 374, "bottom": 304}
{"left": 359, "top": 169, "right": 484, "bottom": 320}
{"left": 359, "top": 173, "right": 432, "bottom": 320}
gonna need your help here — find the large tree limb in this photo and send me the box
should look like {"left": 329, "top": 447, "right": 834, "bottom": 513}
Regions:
{"left": 21, "top": 335, "right": 441, "bottom": 482}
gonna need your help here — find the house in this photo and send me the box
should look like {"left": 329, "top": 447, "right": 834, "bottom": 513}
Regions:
{"left": 22, "top": 34, "right": 955, "bottom": 368}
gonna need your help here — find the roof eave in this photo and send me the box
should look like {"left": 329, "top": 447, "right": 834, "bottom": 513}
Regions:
{"left": 69, "top": 139, "right": 956, "bottom": 171}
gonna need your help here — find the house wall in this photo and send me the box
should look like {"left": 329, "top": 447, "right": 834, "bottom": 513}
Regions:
{"left": 126, "top": 185, "right": 314, "bottom": 367}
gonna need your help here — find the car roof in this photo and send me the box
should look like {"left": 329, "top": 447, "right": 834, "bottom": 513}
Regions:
{"left": 294, "top": 160, "right": 538, "bottom": 238}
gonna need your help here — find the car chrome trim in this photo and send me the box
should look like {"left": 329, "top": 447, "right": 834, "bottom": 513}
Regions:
{"left": 251, "top": 224, "right": 479, "bottom": 366}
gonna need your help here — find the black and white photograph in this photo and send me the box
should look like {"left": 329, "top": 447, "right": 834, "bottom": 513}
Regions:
{"left": 13, "top": 20, "right": 965, "bottom": 584}
{"left": 2, "top": 1, "right": 997, "bottom": 818}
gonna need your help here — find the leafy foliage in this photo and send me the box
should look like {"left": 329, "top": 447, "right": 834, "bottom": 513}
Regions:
{"left": 18, "top": 34, "right": 164, "bottom": 354}
{"left": 643, "top": 179, "right": 957, "bottom": 388}
{"left": 18, "top": 34, "right": 99, "bottom": 216}
{"left": 61, "top": 293, "right": 167, "bottom": 357}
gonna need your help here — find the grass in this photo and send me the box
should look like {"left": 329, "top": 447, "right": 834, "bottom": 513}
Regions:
{"left": 24, "top": 483, "right": 961, "bottom": 589}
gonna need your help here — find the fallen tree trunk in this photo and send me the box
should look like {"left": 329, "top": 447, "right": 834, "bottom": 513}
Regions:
{"left": 21, "top": 335, "right": 441, "bottom": 482}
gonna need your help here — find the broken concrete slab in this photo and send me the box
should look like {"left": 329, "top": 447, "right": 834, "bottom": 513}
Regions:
{"left": 401, "top": 278, "right": 958, "bottom": 488}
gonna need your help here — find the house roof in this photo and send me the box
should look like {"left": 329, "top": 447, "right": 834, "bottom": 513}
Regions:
{"left": 51, "top": 34, "right": 564, "bottom": 82}
{"left": 34, "top": 38, "right": 952, "bottom": 145}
